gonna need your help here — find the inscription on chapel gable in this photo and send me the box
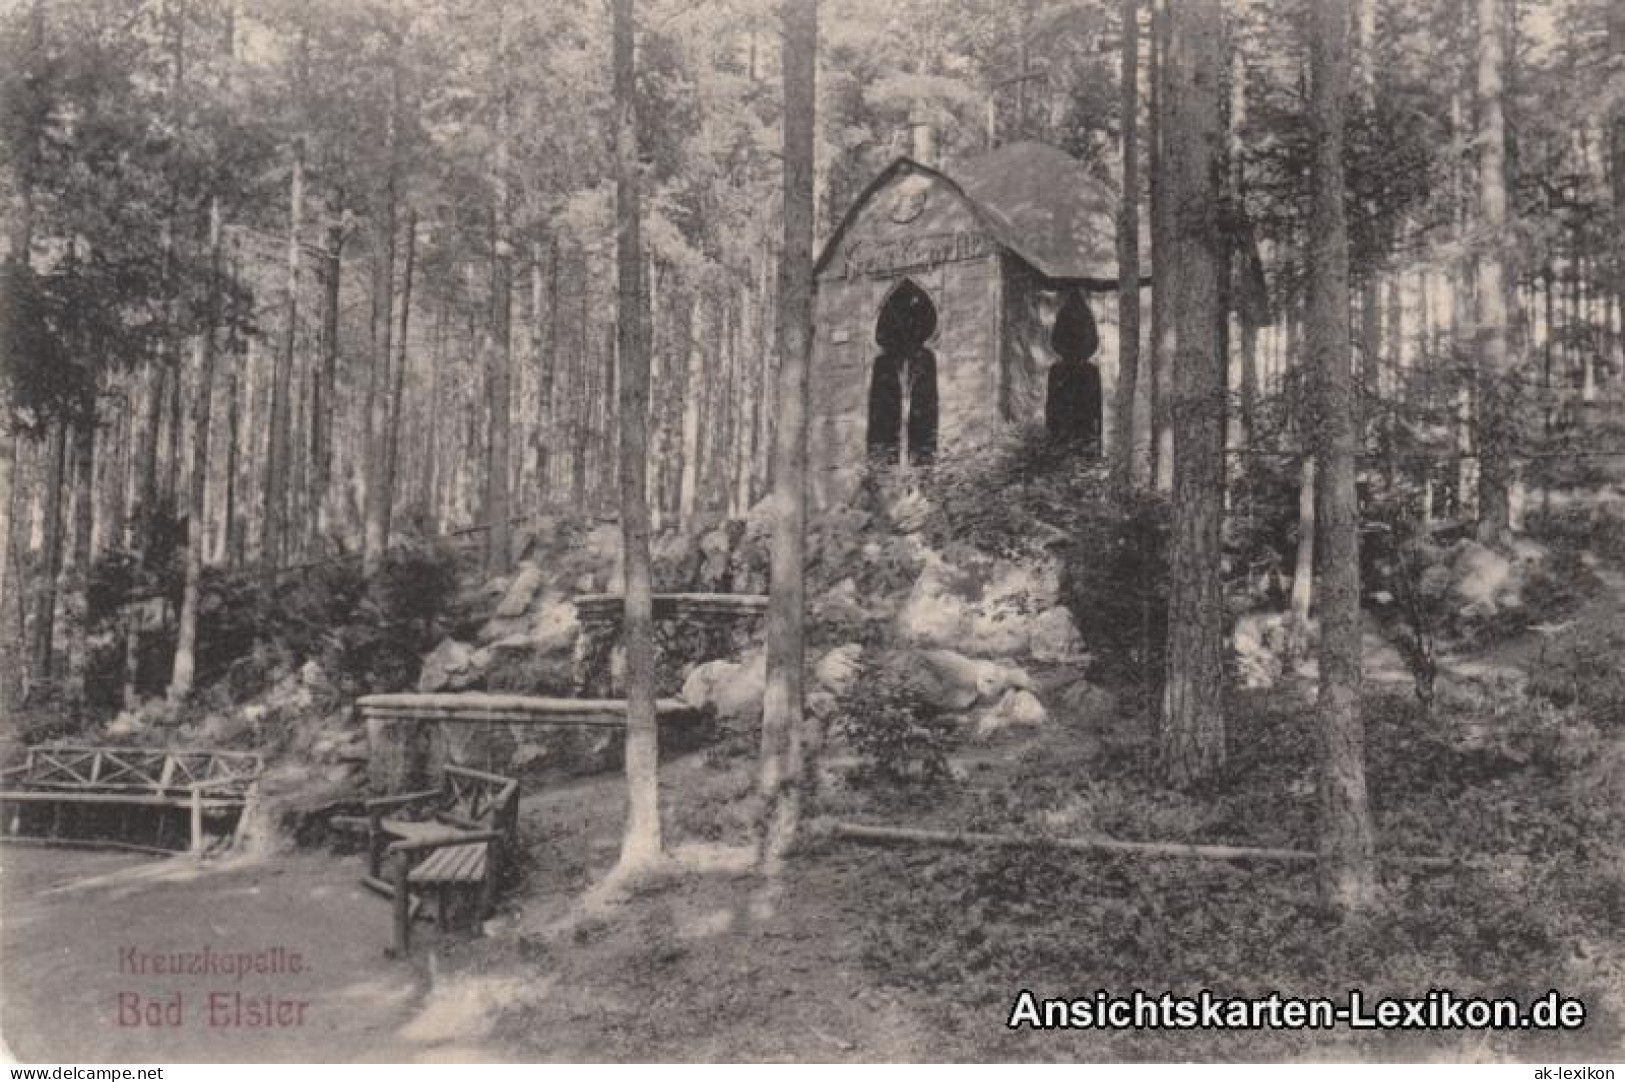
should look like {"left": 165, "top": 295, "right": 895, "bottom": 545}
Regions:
{"left": 839, "top": 230, "right": 993, "bottom": 279}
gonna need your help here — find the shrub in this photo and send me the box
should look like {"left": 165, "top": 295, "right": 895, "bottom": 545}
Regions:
{"left": 836, "top": 664, "right": 962, "bottom": 786}
{"left": 1057, "top": 491, "right": 1172, "bottom": 705}
{"left": 1526, "top": 610, "right": 1625, "bottom": 730}
{"left": 82, "top": 541, "right": 462, "bottom": 711}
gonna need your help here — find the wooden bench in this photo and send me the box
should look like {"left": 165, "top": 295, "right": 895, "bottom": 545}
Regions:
{"left": 0, "top": 745, "right": 261, "bottom": 855}
{"left": 362, "top": 764, "right": 519, "bottom": 956}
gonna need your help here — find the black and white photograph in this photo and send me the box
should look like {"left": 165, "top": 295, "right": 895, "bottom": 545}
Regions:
{"left": 1, "top": 0, "right": 1623, "bottom": 1067}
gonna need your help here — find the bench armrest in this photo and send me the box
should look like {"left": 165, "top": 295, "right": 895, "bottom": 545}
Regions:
{"left": 190, "top": 777, "right": 251, "bottom": 794}
{"left": 386, "top": 829, "right": 505, "bottom": 856}
{"left": 364, "top": 789, "right": 441, "bottom": 813}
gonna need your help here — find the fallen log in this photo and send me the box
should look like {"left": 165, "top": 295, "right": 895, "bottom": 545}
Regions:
{"left": 816, "top": 820, "right": 1459, "bottom": 870}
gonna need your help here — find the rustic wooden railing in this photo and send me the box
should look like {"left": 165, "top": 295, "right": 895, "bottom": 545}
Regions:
{"left": 0, "top": 745, "right": 262, "bottom": 856}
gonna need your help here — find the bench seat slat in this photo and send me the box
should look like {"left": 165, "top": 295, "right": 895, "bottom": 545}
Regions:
{"left": 407, "top": 841, "right": 487, "bottom": 885}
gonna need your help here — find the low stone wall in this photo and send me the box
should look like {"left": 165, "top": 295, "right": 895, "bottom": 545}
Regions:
{"left": 574, "top": 594, "right": 769, "bottom": 698}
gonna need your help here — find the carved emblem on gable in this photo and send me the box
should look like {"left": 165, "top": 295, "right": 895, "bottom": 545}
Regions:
{"left": 888, "top": 187, "right": 928, "bottom": 224}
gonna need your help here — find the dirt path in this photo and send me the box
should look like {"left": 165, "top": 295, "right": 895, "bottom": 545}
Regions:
{"left": 0, "top": 755, "right": 950, "bottom": 1063}
{"left": 0, "top": 846, "right": 465, "bottom": 1062}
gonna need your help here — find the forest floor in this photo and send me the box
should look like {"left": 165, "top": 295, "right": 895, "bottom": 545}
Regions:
{"left": 5, "top": 572, "right": 1623, "bottom": 1063}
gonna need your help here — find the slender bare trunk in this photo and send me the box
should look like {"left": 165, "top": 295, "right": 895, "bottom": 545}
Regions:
{"left": 758, "top": 0, "right": 817, "bottom": 868}
{"left": 313, "top": 190, "right": 343, "bottom": 549}
{"left": 1159, "top": 0, "right": 1227, "bottom": 786}
{"left": 486, "top": 12, "right": 514, "bottom": 573}
{"left": 1473, "top": 0, "right": 1513, "bottom": 542}
{"left": 363, "top": 55, "right": 400, "bottom": 576}
{"left": 64, "top": 415, "right": 95, "bottom": 702}
{"left": 1110, "top": 0, "right": 1142, "bottom": 496}
{"left": 171, "top": 198, "right": 223, "bottom": 699}
{"left": 1307, "top": 0, "right": 1376, "bottom": 915}
{"left": 614, "top": 0, "right": 661, "bottom": 872}
{"left": 264, "top": 138, "right": 303, "bottom": 576}
{"left": 1287, "top": 455, "right": 1315, "bottom": 659}
{"left": 1148, "top": 0, "right": 1175, "bottom": 493}
{"left": 29, "top": 419, "right": 68, "bottom": 689}
{"left": 1, "top": 0, "right": 45, "bottom": 713}
{"left": 384, "top": 207, "right": 415, "bottom": 541}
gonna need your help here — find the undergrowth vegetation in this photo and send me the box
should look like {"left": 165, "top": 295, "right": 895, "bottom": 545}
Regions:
{"left": 83, "top": 538, "right": 466, "bottom": 713}
{"left": 845, "top": 684, "right": 1625, "bottom": 1060}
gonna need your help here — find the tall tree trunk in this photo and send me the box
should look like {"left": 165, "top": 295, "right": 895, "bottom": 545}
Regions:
{"left": 614, "top": 0, "right": 661, "bottom": 872}
{"left": 1110, "top": 0, "right": 1142, "bottom": 496}
{"left": 1473, "top": 0, "right": 1513, "bottom": 542}
{"left": 1148, "top": 0, "right": 1175, "bottom": 493}
{"left": 223, "top": 285, "right": 242, "bottom": 568}
{"left": 1158, "top": 0, "right": 1227, "bottom": 787}
{"left": 64, "top": 415, "right": 95, "bottom": 702}
{"left": 364, "top": 56, "right": 401, "bottom": 576}
{"left": 758, "top": 0, "right": 817, "bottom": 869}
{"left": 384, "top": 207, "right": 416, "bottom": 541}
{"left": 171, "top": 198, "right": 223, "bottom": 699}
{"left": 313, "top": 189, "right": 343, "bottom": 549}
{"left": 1287, "top": 454, "right": 1315, "bottom": 659}
{"left": 264, "top": 138, "right": 303, "bottom": 577}
{"left": 164, "top": 330, "right": 184, "bottom": 509}
{"left": 29, "top": 419, "right": 68, "bottom": 689}
{"left": 679, "top": 294, "right": 705, "bottom": 523}
{"left": 1307, "top": 0, "right": 1376, "bottom": 915}
{"left": 1611, "top": 6, "right": 1625, "bottom": 389}
{"left": 132, "top": 364, "right": 165, "bottom": 550}
{"left": 531, "top": 239, "right": 557, "bottom": 510}
{"left": 1, "top": 0, "right": 45, "bottom": 712}
{"left": 486, "top": 68, "right": 514, "bottom": 570}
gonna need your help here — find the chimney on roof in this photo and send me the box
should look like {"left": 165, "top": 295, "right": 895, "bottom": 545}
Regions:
{"left": 908, "top": 114, "right": 938, "bottom": 167}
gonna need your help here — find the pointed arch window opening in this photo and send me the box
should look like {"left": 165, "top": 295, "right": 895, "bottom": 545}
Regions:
{"left": 867, "top": 278, "right": 940, "bottom": 473}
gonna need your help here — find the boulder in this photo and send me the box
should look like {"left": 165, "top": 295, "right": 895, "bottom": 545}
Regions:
{"left": 484, "top": 593, "right": 580, "bottom": 652}
{"left": 418, "top": 638, "right": 486, "bottom": 693}
{"left": 681, "top": 659, "right": 741, "bottom": 712}
{"left": 895, "top": 558, "right": 972, "bottom": 648}
{"left": 907, "top": 648, "right": 984, "bottom": 710}
{"left": 962, "top": 605, "right": 1032, "bottom": 657}
{"left": 1451, "top": 540, "right": 1517, "bottom": 616}
{"left": 652, "top": 530, "right": 701, "bottom": 590}
{"left": 697, "top": 525, "right": 735, "bottom": 591}
{"left": 905, "top": 649, "right": 1032, "bottom": 711}
{"left": 1029, "top": 606, "right": 1084, "bottom": 662}
{"left": 974, "top": 688, "right": 1047, "bottom": 738}
{"left": 813, "top": 578, "right": 870, "bottom": 624}
{"left": 807, "top": 690, "right": 839, "bottom": 721}
{"left": 1233, "top": 612, "right": 1289, "bottom": 689}
{"left": 714, "top": 651, "right": 767, "bottom": 721}
{"left": 105, "top": 712, "right": 146, "bottom": 739}
{"left": 813, "top": 644, "right": 863, "bottom": 696}
{"left": 494, "top": 562, "right": 547, "bottom": 619}
{"left": 199, "top": 712, "right": 254, "bottom": 746}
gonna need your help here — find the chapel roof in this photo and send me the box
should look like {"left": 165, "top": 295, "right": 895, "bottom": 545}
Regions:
{"left": 815, "top": 140, "right": 1144, "bottom": 285}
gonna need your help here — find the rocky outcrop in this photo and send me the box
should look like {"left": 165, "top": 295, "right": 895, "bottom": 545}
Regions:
{"left": 894, "top": 551, "right": 1073, "bottom": 661}
{"left": 975, "top": 688, "right": 1047, "bottom": 737}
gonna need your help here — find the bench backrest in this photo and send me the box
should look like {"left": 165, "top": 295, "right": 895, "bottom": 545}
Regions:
{"left": 435, "top": 765, "right": 518, "bottom": 834}
{"left": 12, "top": 746, "right": 262, "bottom": 796}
